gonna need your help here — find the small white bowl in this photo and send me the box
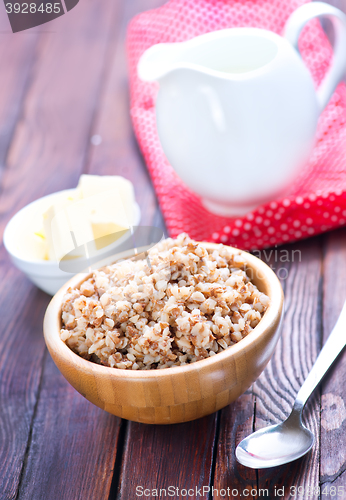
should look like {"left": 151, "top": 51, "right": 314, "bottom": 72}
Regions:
{"left": 3, "top": 189, "right": 141, "bottom": 295}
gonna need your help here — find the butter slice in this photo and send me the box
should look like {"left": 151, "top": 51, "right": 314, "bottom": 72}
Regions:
{"left": 77, "top": 174, "right": 135, "bottom": 224}
{"left": 41, "top": 175, "right": 135, "bottom": 262}
{"left": 24, "top": 232, "right": 49, "bottom": 261}
{"left": 44, "top": 188, "right": 130, "bottom": 261}
{"left": 90, "top": 221, "right": 127, "bottom": 250}
{"left": 68, "top": 189, "right": 129, "bottom": 247}
{"left": 43, "top": 202, "right": 77, "bottom": 261}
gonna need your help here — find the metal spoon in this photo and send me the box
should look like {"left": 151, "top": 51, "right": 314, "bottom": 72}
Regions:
{"left": 236, "top": 299, "right": 346, "bottom": 469}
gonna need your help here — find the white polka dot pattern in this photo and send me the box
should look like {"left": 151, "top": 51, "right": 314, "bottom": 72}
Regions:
{"left": 127, "top": 0, "right": 346, "bottom": 250}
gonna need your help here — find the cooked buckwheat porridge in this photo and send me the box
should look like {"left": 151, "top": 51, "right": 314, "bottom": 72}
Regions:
{"left": 60, "top": 234, "right": 269, "bottom": 369}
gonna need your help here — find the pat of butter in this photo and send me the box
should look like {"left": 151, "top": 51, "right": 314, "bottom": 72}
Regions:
{"left": 90, "top": 220, "right": 127, "bottom": 250}
{"left": 27, "top": 232, "right": 49, "bottom": 260}
{"left": 77, "top": 174, "right": 135, "bottom": 224}
{"left": 42, "top": 176, "right": 134, "bottom": 262}
{"left": 43, "top": 194, "right": 77, "bottom": 261}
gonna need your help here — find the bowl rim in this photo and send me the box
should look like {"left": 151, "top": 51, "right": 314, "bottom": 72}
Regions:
{"left": 43, "top": 242, "right": 284, "bottom": 379}
{"left": 3, "top": 188, "right": 141, "bottom": 266}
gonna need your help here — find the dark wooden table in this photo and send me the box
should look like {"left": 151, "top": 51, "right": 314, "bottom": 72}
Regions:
{"left": 1, "top": 1, "right": 346, "bottom": 499}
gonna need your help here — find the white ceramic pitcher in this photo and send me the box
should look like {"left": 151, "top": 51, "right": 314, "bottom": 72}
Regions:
{"left": 138, "top": 2, "right": 346, "bottom": 216}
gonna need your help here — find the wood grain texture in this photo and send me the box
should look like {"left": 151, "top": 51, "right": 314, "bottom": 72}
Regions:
{"left": 16, "top": 359, "right": 121, "bottom": 500}
{"left": 0, "top": 32, "right": 39, "bottom": 179}
{"left": 320, "top": 228, "right": 346, "bottom": 492}
{"left": 254, "top": 239, "right": 323, "bottom": 499}
{"left": 0, "top": 0, "right": 125, "bottom": 498}
{"left": 86, "top": 0, "right": 166, "bottom": 227}
{"left": 0, "top": 0, "right": 344, "bottom": 497}
{"left": 0, "top": 7, "right": 40, "bottom": 181}
{"left": 0, "top": 0, "right": 168, "bottom": 497}
{"left": 213, "top": 392, "right": 258, "bottom": 499}
{"left": 316, "top": 0, "right": 346, "bottom": 494}
{"left": 213, "top": 239, "right": 323, "bottom": 499}
{"left": 118, "top": 415, "right": 218, "bottom": 500}
{"left": 0, "top": 12, "right": 46, "bottom": 500}
{"left": 0, "top": 0, "right": 120, "bottom": 234}
{"left": 0, "top": 284, "right": 48, "bottom": 500}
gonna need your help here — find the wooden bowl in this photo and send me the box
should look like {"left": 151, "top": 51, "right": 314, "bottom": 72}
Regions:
{"left": 43, "top": 243, "right": 284, "bottom": 424}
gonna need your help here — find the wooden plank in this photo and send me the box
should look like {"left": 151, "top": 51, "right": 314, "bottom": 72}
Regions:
{"left": 13, "top": 1, "right": 167, "bottom": 498}
{"left": 0, "top": 1, "right": 127, "bottom": 498}
{"left": 17, "top": 357, "right": 122, "bottom": 499}
{"left": 118, "top": 415, "right": 218, "bottom": 500}
{"left": 255, "top": 239, "right": 323, "bottom": 499}
{"left": 0, "top": 11, "right": 39, "bottom": 180}
{"left": 86, "top": 0, "right": 167, "bottom": 228}
{"left": 0, "top": 0, "right": 118, "bottom": 230}
{"left": 318, "top": 4, "right": 346, "bottom": 495}
{"left": 0, "top": 285, "right": 47, "bottom": 500}
{"left": 86, "top": 1, "right": 218, "bottom": 497}
{"left": 320, "top": 228, "right": 346, "bottom": 496}
{"left": 213, "top": 239, "right": 323, "bottom": 499}
{"left": 0, "top": 12, "right": 43, "bottom": 500}
{"left": 213, "top": 392, "right": 258, "bottom": 499}
{"left": 86, "top": 2, "right": 210, "bottom": 498}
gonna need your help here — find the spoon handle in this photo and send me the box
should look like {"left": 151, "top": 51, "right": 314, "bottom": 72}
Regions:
{"left": 294, "top": 300, "right": 346, "bottom": 412}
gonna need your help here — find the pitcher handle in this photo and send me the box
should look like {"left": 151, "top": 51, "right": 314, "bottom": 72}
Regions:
{"left": 284, "top": 1, "right": 346, "bottom": 113}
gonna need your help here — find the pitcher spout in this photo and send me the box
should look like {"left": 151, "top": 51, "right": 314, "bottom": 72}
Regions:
{"left": 138, "top": 43, "right": 184, "bottom": 82}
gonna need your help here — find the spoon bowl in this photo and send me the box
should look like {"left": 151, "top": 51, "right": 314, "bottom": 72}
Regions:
{"left": 236, "top": 411, "right": 314, "bottom": 468}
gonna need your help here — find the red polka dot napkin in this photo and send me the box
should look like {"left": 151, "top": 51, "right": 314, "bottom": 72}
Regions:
{"left": 126, "top": 0, "right": 346, "bottom": 249}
